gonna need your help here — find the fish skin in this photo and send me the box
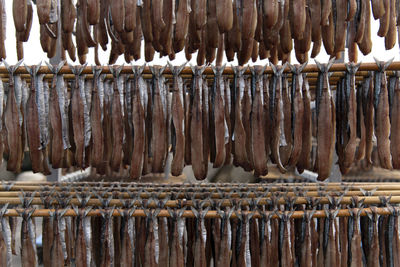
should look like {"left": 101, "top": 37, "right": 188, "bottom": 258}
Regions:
{"left": 280, "top": 74, "right": 292, "bottom": 166}
{"left": 384, "top": 0, "right": 396, "bottom": 49}
{"left": 366, "top": 207, "right": 380, "bottom": 267}
{"left": 50, "top": 211, "right": 66, "bottom": 267}
{"left": 242, "top": 79, "right": 254, "bottom": 170}
{"left": 250, "top": 66, "right": 268, "bottom": 176}
{"left": 49, "top": 73, "right": 64, "bottom": 169}
{"left": 297, "top": 75, "right": 312, "bottom": 173}
{"left": 334, "top": 0, "right": 348, "bottom": 54}
{"left": 130, "top": 66, "right": 146, "bottom": 179}
{"left": 190, "top": 66, "right": 207, "bottom": 179}
{"left": 110, "top": 0, "right": 125, "bottom": 33}
{"left": 262, "top": 76, "right": 271, "bottom": 164}
{"left": 223, "top": 78, "right": 232, "bottom": 165}
{"left": 110, "top": 81, "right": 124, "bottom": 172}
{"left": 201, "top": 76, "right": 210, "bottom": 177}
{"left": 168, "top": 210, "right": 185, "bottom": 267}
{"left": 355, "top": 0, "right": 367, "bottom": 43}
{"left": 358, "top": 0, "right": 372, "bottom": 55}
{"left": 263, "top": 0, "right": 279, "bottom": 28}
{"left": 289, "top": 0, "right": 306, "bottom": 40}
{"left": 211, "top": 65, "right": 227, "bottom": 168}
{"left": 315, "top": 59, "right": 336, "bottom": 180}
{"left": 347, "top": 0, "right": 357, "bottom": 20}
{"left": 355, "top": 83, "right": 366, "bottom": 162}
{"left": 350, "top": 209, "right": 363, "bottom": 267}
{"left": 87, "top": 0, "right": 100, "bottom": 25}
{"left": 321, "top": 0, "right": 332, "bottom": 26}
{"left": 321, "top": 12, "right": 335, "bottom": 56}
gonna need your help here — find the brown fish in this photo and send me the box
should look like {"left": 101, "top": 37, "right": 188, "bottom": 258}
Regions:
{"left": 216, "top": 208, "right": 233, "bottom": 267}
{"left": 250, "top": 65, "right": 268, "bottom": 176}
{"left": 371, "top": 0, "right": 385, "bottom": 19}
{"left": 70, "top": 65, "right": 86, "bottom": 169}
{"left": 224, "top": 78, "right": 233, "bottom": 165}
{"left": 288, "top": 63, "right": 307, "bottom": 167}
{"left": 130, "top": 65, "right": 146, "bottom": 179}
{"left": 217, "top": 0, "right": 233, "bottom": 33}
{"left": 366, "top": 207, "right": 380, "bottom": 267}
{"left": 297, "top": 74, "right": 312, "bottom": 173}
{"left": 262, "top": 76, "right": 271, "bottom": 164}
{"left": 168, "top": 209, "right": 185, "bottom": 267}
{"left": 109, "top": 66, "right": 124, "bottom": 172}
{"left": 377, "top": 0, "right": 390, "bottom": 37}
{"left": 391, "top": 74, "right": 400, "bottom": 168}
{"left": 25, "top": 65, "right": 44, "bottom": 173}
{"left": 365, "top": 73, "right": 375, "bottom": 166}
{"left": 263, "top": 0, "right": 279, "bottom": 28}
{"left": 36, "top": 0, "right": 51, "bottom": 24}
{"left": 13, "top": 0, "right": 27, "bottom": 32}
{"left": 150, "top": 65, "right": 168, "bottom": 173}
{"left": 270, "top": 63, "right": 287, "bottom": 173}
{"left": 289, "top": 0, "right": 306, "bottom": 40}
{"left": 350, "top": 209, "right": 363, "bottom": 267}
{"left": 191, "top": 65, "right": 207, "bottom": 180}
{"left": 300, "top": 210, "right": 316, "bottom": 267}
{"left": 341, "top": 62, "right": 361, "bottom": 174}
{"left": 89, "top": 66, "right": 103, "bottom": 169}
{"left": 4, "top": 61, "right": 23, "bottom": 173}
{"left": 355, "top": 82, "right": 366, "bottom": 162}
{"left": 19, "top": 209, "right": 37, "bottom": 267}
{"left": 324, "top": 209, "right": 340, "bottom": 267}
{"left": 192, "top": 207, "right": 208, "bottom": 267}
{"left": 173, "top": 0, "right": 190, "bottom": 53}
{"left": 242, "top": 79, "right": 254, "bottom": 170}
{"left": 315, "top": 59, "right": 336, "bottom": 181}
{"left": 50, "top": 210, "right": 67, "bottom": 267}
{"left": 144, "top": 210, "right": 159, "bottom": 267}
{"left": 168, "top": 63, "right": 186, "bottom": 176}
{"left": 374, "top": 58, "right": 393, "bottom": 169}
{"left": 232, "top": 66, "right": 252, "bottom": 171}
{"left": 74, "top": 207, "right": 92, "bottom": 267}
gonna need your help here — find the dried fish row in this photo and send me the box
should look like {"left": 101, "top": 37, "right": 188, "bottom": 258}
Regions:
{"left": 0, "top": 0, "right": 399, "bottom": 65}
{"left": 3, "top": 191, "right": 400, "bottom": 266}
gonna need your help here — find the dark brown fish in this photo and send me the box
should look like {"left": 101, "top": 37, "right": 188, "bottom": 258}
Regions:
{"left": 144, "top": 210, "right": 159, "bottom": 267}
{"left": 50, "top": 210, "right": 67, "bottom": 267}
{"left": 0, "top": 205, "right": 9, "bottom": 266}
{"left": 150, "top": 66, "right": 168, "bottom": 173}
{"left": 36, "top": 0, "right": 51, "bottom": 24}
{"left": 192, "top": 208, "right": 208, "bottom": 267}
{"left": 350, "top": 209, "right": 363, "bottom": 266}
{"left": 217, "top": 0, "right": 233, "bottom": 33}
{"left": 355, "top": 83, "right": 366, "bottom": 162}
{"left": 250, "top": 65, "right": 268, "bottom": 176}
{"left": 297, "top": 74, "right": 312, "bottom": 173}
{"left": 13, "top": 0, "right": 27, "bottom": 32}
{"left": 289, "top": 0, "right": 306, "bottom": 40}
{"left": 243, "top": 79, "right": 254, "bottom": 170}
{"left": 324, "top": 209, "right": 340, "bottom": 267}
{"left": 224, "top": 78, "right": 233, "bottom": 165}
{"left": 201, "top": 76, "right": 209, "bottom": 177}
{"left": 262, "top": 76, "right": 271, "bottom": 164}
{"left": 216, "top": 208, "right": 233, "bottom": 267}
{"left": 374, "top": 58, "right": 393, "bottom": 169}
{"left": 263, "top": 0, "right": 279, "bottom": 28}
{"left": 173, "top": 0, "right": 190, "bottom": 53}
{"left": 191, "top": 65, "right": 207, "bottom": 180}
{"left": 300, "top": 210, "right": 316, "bottom": 267}
{"left": 279, "top": 212, "right": 294, "bottom": 267}
{"left": 366, "top": 207, "right": 380, "bottom": 267}
{"left": 74, "top": 207, "right": 92, "bottom": 267}
{"left": 315, "top": 59, "right": 336, "bottom": 181}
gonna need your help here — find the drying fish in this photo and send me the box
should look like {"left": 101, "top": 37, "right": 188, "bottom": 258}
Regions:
{"left": 297, "top": 74, "right": 312, "bottom": 173}
{"left": 341, "top": 62, "right": 361, "bottom": 174}
{"left": 374, "top": 58, "right": 393, "bottom": 169}
{"left": 110, "top": 65, "right": 124, "bottom": 172}
{"left": 89, "top": 66, "right": 103, "bottom": 170}
{"left": 49, "top": 209, "right": 68, "bottom": 267}
{"left": 73, "top": 207, "right": 93, "bottom": 267}
{"left": 270, "top": 63, "right": 288, "bottom": 173}
{"left": 277, "top": 211, "right": 294, "bottom": 267}
{"left": 250, "top": 65, "right": 268, "bottom": 176}
{"left": 168, "top": 209, "right": 185, "bottom": 267}
{"left": 349, "top": 208, "right": 363, "bottom": 266}
{"left": 100, "top": 208, "right": 115, "bottom": 266}
{"left": 19, "top": 209, "right": 37, "bottom": 267}
{"left": 288, "top": 63, "right": 307, "bottom": 167}
{"left": 190, "top": 65, "right": 207, "bottom": 180}
{"left": 129, "top": 65, "right": 146, "bottom": 179}
{"left": 143, "top": 209, "right": 159, "bottom": 267}
{"left": 315, "top": 59, "right": 336, "bottom": 180}
{"left": 169, "top": 63, "right": 186, "bottom": 176}
{"left": 70, "top": 65, "right": 86, "bottom": 169}
{"left": 4, "top": 60, "right": 23, "bottom": 173}
{"left": 150, "top": 65, "right": 168, "bottom": 173}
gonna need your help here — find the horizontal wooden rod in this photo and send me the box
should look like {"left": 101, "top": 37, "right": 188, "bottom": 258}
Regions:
{"left": 4, "top": 207, "right": 393, "bottom": 219}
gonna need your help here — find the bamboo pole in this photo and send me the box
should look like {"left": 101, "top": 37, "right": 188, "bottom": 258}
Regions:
{"left": 4, "top": 207, "right": 393, "bottom": 219}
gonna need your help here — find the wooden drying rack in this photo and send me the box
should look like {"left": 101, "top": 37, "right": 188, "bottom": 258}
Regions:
{"left": 0, "top": 181, "right": 397, "bottom": 218}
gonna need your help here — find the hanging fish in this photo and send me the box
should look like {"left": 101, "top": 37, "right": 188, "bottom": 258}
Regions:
{"left": 167, "top": 208, "right": 185, "bottom": 267}
{"left": 100, "top": 207, "right": 115, "bottom": 267}
{"left": 277, "top": 211, "right": 295, "bottom": 267}
{"left": 73, "top": 206, "right": 93, "bottom": 267}
{"left": 49, "top": 209, "right": 68, "bottom": 266}
{"left": 270, "top": 63, "right": 288, "bottom": 174}
{"left": 190, "top": 65, "right": 207, "bottom": 180}
{"left": 374, "top": 58, "right": 394, "bottom": 169}
{"left": 348, "top": 208, "right": 363, "bottom": 266}
{"left": 150, "top": 66, "right": 168, "bottom": 173}
{"left": 366, "top": 207, "right": 380, "bottom": 267}
{"left": 314, "top": 59, "right": 336, "bottom": 180}
{"left": 129, "top": 65, "right": 146, "bottom": 179}
{"left": 168, "top": 63, "right": 186, "bottom": 176}
{"left": 143, "top": 209, "right": 160, "bottom": 267}
{"left": 341, "top": 62, "right": 361, "bottom": 174}
{"left": 288, "top": 62, "right": 307, "bottom": 167}
{"left": 324, "top": 209, "right": 340, "bottom": 266}
{"left": 232, "top": 66, "right": 252, "bottom": 171}
{"left": 0, "top": 204, "right": 10, "bottom": 267}
{"left": 191, "top": 207, "right": 209, "bottom": 267}
{"left": 19, "top": 208, "right": 37, "bottom": 267}
{"left": 250, "top": 65, "right": 268, "bottom": 176}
